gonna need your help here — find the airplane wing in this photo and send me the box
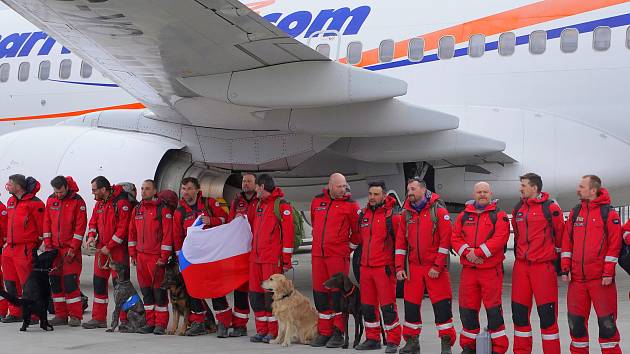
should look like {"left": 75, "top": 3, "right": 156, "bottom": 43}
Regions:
{"left": 3, "top": 0, "right": 409, "bottom": 125}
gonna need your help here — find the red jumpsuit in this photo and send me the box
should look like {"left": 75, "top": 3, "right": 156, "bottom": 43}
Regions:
{"left": 128, "top": 199, "right": 173, "bottom": 329}
{"left": 561, "top": 188, "right": 622, "bottom": 353}
{"left": 310, "top": 189, "right": 360, "bottom": 336}
{"left": 43, "top": 176, "right": 87, "bottom": 320}
{"left": 451, "top": 201, "right": 510, "bottom": 353}
{"left": 3, "top": 179, "right": 45, "bottom": 318}
{"left": 0, "top": 201, "right": 8, "bottom": 317}
{"left": 227, "top": 192, "right": 258, "bottom": 329}
{"left": 87, "top": 185, "right": 132, "bottom": 322}
{"left": 357, "top": 196, "right": 401, "bottom": 345}
{"left": 395, "top": 192, "right": 456, "bottom": 346}
{"left": 172, "top": 192, "right": 228, "bottom": 325}
{"left": 248, "top": 187, "right": 294, "bottom": 337}
{"left": 624, "top": 221, "right": 630, "bottom": 301}
{"left": 511, "top": 192, "right": 564, "bottom": 354}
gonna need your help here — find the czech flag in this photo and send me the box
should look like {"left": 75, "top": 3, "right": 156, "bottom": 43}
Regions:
{"left": 178, "top": 216, "right": 252, "bottom": 299}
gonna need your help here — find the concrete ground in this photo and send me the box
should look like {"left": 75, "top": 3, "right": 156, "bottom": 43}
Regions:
{"left": 0, "top": 252, "right": 628, "bottom": 353}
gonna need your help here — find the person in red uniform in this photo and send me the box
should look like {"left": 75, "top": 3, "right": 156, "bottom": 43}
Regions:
{"left": 624, "top": 220, "right": 630, "bottom": 302}
{"left": 451, "top": 182, "right": 510, "bottom": 354}
{"left": 82, "top": 176, "right": 133, "bottom": 329}
{"left": 354, "top": 181, "right": 401, "bottom": 353}
{"left": 396, "top": 177, "right": 455, "bottom": 354}
{"left": 0, "top": 196, "right": 8, "bottom": 319}
{"left": 43, "top": 176, "right": 87, "bottom": 327}
{"left": 561, "top": 175, "right": 622, "bottom": 353}
{"left": 128, "top": 179, "right": 173, "bottom": 335}
{"left": 225, "top": 172, "right": 258, "bottom": 338}
{"left": 1, "top": 174, "right": 45, "bottom": 323}
{"left": 248, "top": 174, "right": 294, "bottom": 344}
{"left": 172, "top": 177, "right": 228, "bottom": 336}
{"left": 309, "top": 172, "right": 361, "bottom": 348}
{"left": 510, "top": 173, "right": 564, "bottom": 354}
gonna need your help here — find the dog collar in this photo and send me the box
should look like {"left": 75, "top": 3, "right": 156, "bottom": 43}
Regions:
{"left": 33, "top": 267, "right": 53, "bottom": 273}
{"left": 122, "top": 294, "right": 141, "bottom": 312}
{"left": 279, "top": 291, "right": 293, "bottom": 300}
{"left": 343, "top": 285, "right": 356, "bottom": 298}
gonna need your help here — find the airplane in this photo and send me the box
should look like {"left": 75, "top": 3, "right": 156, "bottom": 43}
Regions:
{"left": 0, "top": 0, "right": 630, "bottom": 215}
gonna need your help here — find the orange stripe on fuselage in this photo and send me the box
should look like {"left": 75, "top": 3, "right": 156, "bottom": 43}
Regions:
{"left": 0, "top": 103, "right": 145, "bottom": 122}
{"left": 347, "top": 0, "right": 630, "bottom": 67}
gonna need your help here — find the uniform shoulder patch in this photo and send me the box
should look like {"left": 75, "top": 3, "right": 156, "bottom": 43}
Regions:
{"left": 166, "top": 213, "right": 173, "bottom": 219}
{"left": 613, "top": 219, "right": 620, "bottom": 224}
{"left": 122, "top": 206, "right": 129, "bottom": 212}
{"left": 443, "top": 215, "right": 450, "bottom": 221}
{"left": 80, "top": 206, "right": 86, "bottom": 211}
{"left": 283, "top": 210, "right": 291, "bottom": 216}
{"left": 1, "top": 210, "right": 6, "bottom": 216}
{"left": 357, "top": 209, "right": 362, "bottom": 215}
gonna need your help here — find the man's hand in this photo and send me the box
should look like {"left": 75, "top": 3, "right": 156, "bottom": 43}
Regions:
{"left": 465, "top": 249, "right": 484, "bottom": 265}
{"left": 201, "top": 215, "right": 212, "bottom": 226}
{"left": 156, "top": 258, "right": 166, "bottom": 267}
{"left": 602, "top": 276, "right": 613, "bottom": 286}
{"left": 396, "top": 270, "right": 408, "bottom": 281}
{"left": 84, "top": 236, "right": 95, "bottom": 249}
{"left": 99, "top": 246, "right": 110, "bottom": 257}
{"left": 64, "top": 249, "right": 75, "bottom": 263}
{"left": 562, "top": 273, "right": 571, "bottom": 283}
{"left": 130, "top": 257, "right": 137, "bottom": 266}
{"left": 428, "top": 268, "right": 440, "bottom": 279}
{"left": 282, "top": 264, "right": 293, "bottom": 273}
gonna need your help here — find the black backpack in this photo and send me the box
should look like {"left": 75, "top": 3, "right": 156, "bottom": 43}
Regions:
{"left": 353, "top": 208, "right": 396, "bottom": 284}
{"left": 458, "top": 209, "right": 504, "bottom": 253}
{"left": 620, "top": 239, "right": 630, "bottom": 276}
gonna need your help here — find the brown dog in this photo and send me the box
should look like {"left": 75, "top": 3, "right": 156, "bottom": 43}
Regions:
{"left": 262, "top": 274, "right": 318, "bottom": 347}
{"left": 161, "top": 258, "right": 191, "bottom": 335}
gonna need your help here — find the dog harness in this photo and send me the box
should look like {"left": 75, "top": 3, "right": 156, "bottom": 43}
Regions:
{"left": 122, "top": 294, "right": 141, "bottom": 312}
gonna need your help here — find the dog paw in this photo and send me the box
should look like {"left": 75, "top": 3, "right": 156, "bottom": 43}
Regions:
{"left": 105, "top": 328, "right": 115, "bottom": 333}
{"left": 269, "top": 339, "right": 280, "bottom": 345}
{"left": 281, "top": 342, "right": 290, "bottom": 347}
{"left": 167, "top": 330, "right": 175, "bottom": 335}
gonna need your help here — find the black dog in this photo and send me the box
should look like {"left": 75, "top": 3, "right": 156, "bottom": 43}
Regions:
{"left": 106, "top": 261, "right": 146, "bottom": 333}
{"left": 0, "top": 249, "right": 58, "bottom": 332}
{"left": 323, "top": 272, "right": 366, "bottom": 349}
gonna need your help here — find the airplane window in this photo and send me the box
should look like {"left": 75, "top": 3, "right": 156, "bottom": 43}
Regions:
{"left": 59, "top": 59, "right": 72, "bottom": 80}
{"left": 560, "top": 28, "right": 579, "bottom": 53}
{"left": 468, "top": 34, "right": 485, "bottom": 58}
{"left": 315, "top": 44, "right": 331, "bottom": 58}
{"left": 438, "top": 35, "right": 455, "bottom": 60}
{"left": 0, "top": 63, "right": 9, "bottom": 83}
{"left": 498, "top": 32, "right": 516, "bottom": 56}
{"left": 593, "top": 26, "right": 611, "bottom": 51}
{"left": 408, "top": 38, "right": 424, "bottom": 62}
{"left": 39, "top": 60, "right": 51, "bottom": 80}
{"left": 18, "top": 62, "right": 30, "bottom": 82}
{"left": 379, "top": 39, "right": 395, "bottom": 63}
{"left": 347, "top": 41, "right": 363, "bottom": 65}
{"left": 529, "top": 30, "right": 547, "bottom": 55}
{"left": 80, "top": 61, "right": 93, "bottom": 78}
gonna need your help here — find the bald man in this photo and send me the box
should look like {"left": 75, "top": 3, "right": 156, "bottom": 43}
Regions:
{"left": 309, "top": 173, "right": 361, "bottom": 348}
{"left": 452, "top": 182, "right": 510, "bottom": 354}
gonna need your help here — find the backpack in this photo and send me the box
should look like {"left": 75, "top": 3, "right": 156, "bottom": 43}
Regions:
{"left": 271, "top": 199, "right": 305, "bottom": 252}
{"left": 512, "top": 199, "right": 557, "bottom": 242}
{"left": 458, "top": 208, "right": 507, "bottom": 254}
{"left": 619, "top": 238, "right": 630, "bottom": 276}
{"left": 568, "top": 203, "right": 610, "bottom": 242}
{"left": 357, "top": 208, "right": 397, "bottom": 256}
{"left": 403, "top": 197, "right": 448, "bottom": 237}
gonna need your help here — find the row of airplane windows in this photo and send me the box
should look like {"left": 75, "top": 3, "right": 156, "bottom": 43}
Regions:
{"left": 316, "top": 26, "right": 630, "bottom": 64}
{"left": 0, "top": 59, "right": 93, "bottom": 83}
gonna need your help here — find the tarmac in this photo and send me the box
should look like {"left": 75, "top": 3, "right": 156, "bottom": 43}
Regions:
{"left": 0, "top": 252, "right": 628, "bottom": 354}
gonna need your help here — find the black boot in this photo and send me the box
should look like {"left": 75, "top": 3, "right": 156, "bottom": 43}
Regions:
{"left": 355, "top": 339, "right": 382, "bottom": 350}
{"left": 326, "top": 328, "right": 345, "bottom": 348}
{"left": 399, "top": 336, "right": 420, "bottom": 354}
{"left": 311, "top": 334, "right": 331, "bottom": 347}
{"left": 185, "top": 322, "right": 209, "bottom": 336}
{"left": 440, "top": 336, "right": 452, "bottom": 354}
{"left": 385, "top": 343, "right": 399, "bottom": 354}
{"left": 217, "top": 323, "right": 229, "bottom": 338}
{"left": 461, "top": 347, "right": 476, "bottom": 354}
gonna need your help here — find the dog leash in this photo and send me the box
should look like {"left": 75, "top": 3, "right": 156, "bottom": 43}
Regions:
{"left": 96, "top": 250, "right": 112, "bottom": 270}
{"left": 342, "top": 284, "right": 357, "bottom": 298}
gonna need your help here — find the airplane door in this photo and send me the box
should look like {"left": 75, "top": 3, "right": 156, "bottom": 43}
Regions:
{"left": 307, "top": 30, "right": 341, "bottom": 61}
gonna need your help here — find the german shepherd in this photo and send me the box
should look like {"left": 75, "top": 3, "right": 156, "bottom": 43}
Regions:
{"left": 0, "top": 249, "right": 58, "bottom": 332}
{"left": 161, "top": 257, "right": 218, "bottom": 335}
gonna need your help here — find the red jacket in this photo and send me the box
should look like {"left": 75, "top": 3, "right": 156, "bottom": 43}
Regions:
{"left": 357, "top": 196, "right": 400, "bottom": 267}
{"left": 128, "top": 199, "right": 173, "bottom": 261}
{"left": 310, "top": 189, "right": 361, "bottom": 258}
{"left": 511, "top": 192, "right": 564, "bottom": 263}
{"left": 87, "top": 185, "right": 133, "bottom": 251}
{"left": 395, "top": 192, "right": 451, "bottom": 272}
{"left": 561, "top": 188, "right": 622, "bottom": 281}
{"left": 228, "top": 192, "right": 258, "bottom": 224}
{"left": 0, "top": 202, "right": 6, "bottom": 245}
{"left": 623, "top": 220, "right": 630, "bottom": 245}
{"left": 43, "top": 176, "right": 87, "bottom": 253}
{"left": 452, "top": 201, "right": 509, "bottom": 269}
{"left": 6, "top": 179, "right": 45, "bottom": 246}
{"left": 248, "top": 187, "right": 294, "bottom": 265}
{"left": 172, "top": 192, "right": 228, "bottom": 253}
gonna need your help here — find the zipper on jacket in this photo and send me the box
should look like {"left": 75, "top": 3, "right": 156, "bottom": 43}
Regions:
{"left": 254, "top": 203, "right": 267, "bottom": 259}
{"left": 473, "top": 213, "right": 480, "bottom": 247}
{"left": 581, "top": 203, "right": 590, "bottom": 279}
{"left": 320, "top": 200, "right": 334, "bottom": 257}
{"left": 57, "top": 200, "right": 64, "bottom": 248}
{"left": 597, "top": 206, "right": 606, "bottom": 257}
{"left": 416, "top": 212, "right": 421, "bottom": 265}
{"left": 367, "top": 210, "right": 375, "bottom": 267}
{"left": 523, "top": 203, "right": 531, "bottom": 259}
{"left": 10, "top": 199, "right": 20, "bottom": 246}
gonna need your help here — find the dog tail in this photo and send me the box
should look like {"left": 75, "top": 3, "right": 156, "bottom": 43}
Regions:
{"left": 0, "top": 290, "right": 23, "bottom": 306}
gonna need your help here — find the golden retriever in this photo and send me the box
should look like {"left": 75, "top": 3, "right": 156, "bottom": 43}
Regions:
{"left": 262, "top": 274, "right": 318, "bottom": 347}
